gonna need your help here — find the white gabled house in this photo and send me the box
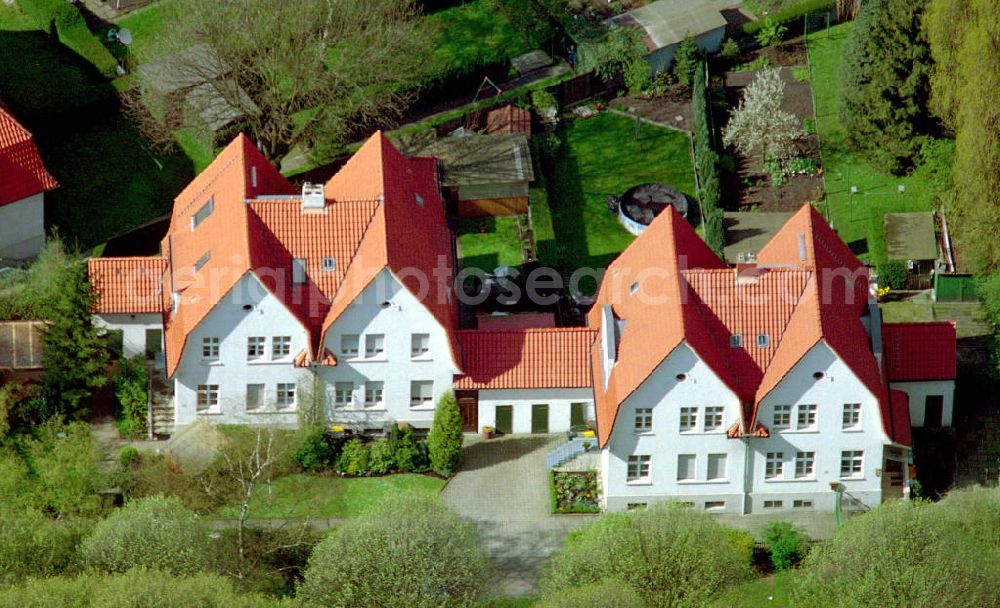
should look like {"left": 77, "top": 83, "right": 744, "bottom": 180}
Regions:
{"left": 0, "top": 106, "right": 58, "bottom": 260}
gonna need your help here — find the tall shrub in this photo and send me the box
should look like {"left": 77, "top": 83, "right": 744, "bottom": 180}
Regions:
{"left": 427, "top": 391, "right": 464, "bottom": 476}
{"left": 114, "top": 356, "right": 148, "bottom": 439}
{"left": 692, "top": 62, "right": 725, "bottom": 257}
{"left": 761, "top": 521, "right": 808, "bottom": 570}
{"left": 672, "top": 34, "right": 702, "bottom": 86}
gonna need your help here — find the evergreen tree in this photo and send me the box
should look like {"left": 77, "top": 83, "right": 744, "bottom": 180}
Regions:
{"left": 427, "top": 391, "right": 464, "bottom": 476}
{"left": 838, "top": 0, "right": 934, "bottom": 174}
{"left": 672, "top": 34, "right": 702, "bottom": 87}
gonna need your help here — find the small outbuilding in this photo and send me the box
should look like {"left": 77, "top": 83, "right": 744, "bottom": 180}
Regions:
{"left": 606, "top": 0, "right": 728, "bottom": 74}
{"left": 884, "top": 212, "right": 939, "bottom": 275}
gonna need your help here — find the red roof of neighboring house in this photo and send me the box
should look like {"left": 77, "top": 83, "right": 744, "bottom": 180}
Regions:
{"left": 88, "top": 257, "right": 167, "bottom": 314}
{"left": 0, "top": 106, "right": 57, "bottom": 207}
{"left": 888, "top": 389, "right": 913, "bottom": 447}
{"left": 455, "top": 328, "right": 595, "bottom": 389}
{"left": 484, "top": 105, "right": 531, "bottom": 135}
{"left": 882, "top": 322, "right": 957, "bottom": 381}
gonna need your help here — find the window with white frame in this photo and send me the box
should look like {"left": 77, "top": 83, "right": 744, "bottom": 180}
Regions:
{"left": 679, "top": 407, "right": 698, "bottom": 432}
{"left": 275, "top": 383, "right": 296, "bottom": 409}
{"left": 842, "top": 403, "right": 861, "bottom": 430}
{"left": 247, "top": 336, "right": 265, "bottom": 361}
{"left": 365, "top": 334, "right": 385, "bottom": 359}
{"left": 246, "top": 384, "right": 264, "bottom": 411}
{"left": 765, "top": 452, "right": 784, "bottom": 479}
{"left": 763, "top": 500, "right": 783, "bottom": 509}
{"left": 730, "top": 333, "right": 743, "bottom": 348}
{"left": 840, "top": 450, "right": 864, "bottom": 478}
{"left": 795, "top": 451, "right": 815, "bottom": 479}
{"left": 797, "top": 404, "right": 817, "bottom": 430}
{"left": 197, "top": 384, "right": 219, "bottom": 411}
{"left": 272, "top": 336, "right": 291, "bottom": 359}
{"left": 364, "top": 381, "right": 384, "bottom": 407}
{"left": 634, "top": 407, "right": 653, "bottom": 433}
{"left": 707, "top": 453, "right": 727, "bottom": 481}
{"left": 321, "top": 257, "right": 336, "bottom": 272}
{"left": 627, "top": 455, "right": 651, "bottom": 483}
{"left": 756, "top": 333, "right": 770, "bottom": 348}
{"left": 773, "top": 404, "right": 791, "bottom": 429}
{"left": 333, "top": 382, "right": 353, "bottom": 408}
{"left": 340, "top": 335, "right": 359, "bottom": 358}
{"left": 191, "top": 197, "right": 214, "bottom": 229}
{"left": 411, "top": 333, "right": 430, "bottom": 359}
{"left": 677, "top": 454, "right": 696, "bottom": 481}
{"left": 704, "top": 406, "right": 724, "bottom": 431}
{"left": 410, "top": 381, "right": 433, "bottom": 407}
{"left": 202, "top": 337, "right": 219, "bottom": 361}
{"left": 793, "top": 499, "right": 813, "bottom": 508}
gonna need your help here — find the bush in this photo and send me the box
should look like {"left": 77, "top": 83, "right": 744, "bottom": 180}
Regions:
{"left": 390, "top": 423, "right": 428, "bottom": 472}
{"left": 935, "top": 486, "right": 1000, "bottom": 549}
{"left": 536, "top": 579, "right": 648, "bottom": 608}
{"left": 532, "top": 89, "right": 558, "bottom": 111}
{"left": 80, "top": 495, "right": 211, "bottom": 575}
{"left": 672, "top": 34, "right": 701, "bottom": 86}
{"left": 368, "top": 438, "right": 395, "bottom": 475}
{"left": 550, "top": 470, "right": 600, "bottom": 513}
{"left": 292, "top": 426, "right": 333, "bottom": 472}
{"left": 624, "top": 59, "right": 652, "bottom": 96}
{"left": 298, "top": 495, "right": 485, "bottom": 607}
{"left": 117, "top": 446, "right": 139, "bottom": 469}
{"left": 720, "top": 38, "right": 740, "bottom": 59}
{"left": 877, "top": 260, "right": 908, "bottom": 290}
{"left": 761, "top": 521, "right": 808, "bottom": 570}
{"left": 23, "top": 419, "right": 107, "bottom": 518}
{"left": 541, "top": 502, "right": 753, "bottom": 607}
{"left": 427, "top": 391, "right": 464, "bottom": 476}
{"left": 114, "top": 356, "right": 148, "bottom": 439}
{"left": 336, "top": 439, "right": 370, "bottom": 476}
{"left": 755, "top": 18, "right": 788, "bottom": 47}
{"left": 0, "top": 511, "right": 88, "bottom": 582}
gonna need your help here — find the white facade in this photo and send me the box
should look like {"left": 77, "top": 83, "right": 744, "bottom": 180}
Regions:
{"left": 889, "top": 380, "right": 954, "bottom": 427}
{"left": 93, "top": 313, "right": 163, "bottom": 359}
{"left": 0, "top": 193, "right": 44, "bottom": 259}
{"left": 316, "top": 268, "right": 461, "bottom": 431}
{"left": 601, "top": 341, "right": 907, "bottom": 514}
{"left": 476, "top": 388, "right": 594, "bottom": 434}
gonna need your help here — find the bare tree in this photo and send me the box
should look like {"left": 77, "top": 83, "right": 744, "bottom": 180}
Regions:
{"left": 132, "top": 0, "right": 431, "bottom": 162}
{"left": 722, "top": 68, "right": 803, "bottom": 170}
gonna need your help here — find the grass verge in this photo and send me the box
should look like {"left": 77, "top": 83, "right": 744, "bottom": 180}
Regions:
{"left": 457, "top": 216, "right": 525, "bottom": 271}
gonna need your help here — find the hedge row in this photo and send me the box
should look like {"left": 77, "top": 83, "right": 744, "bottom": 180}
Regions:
{"left": 692, "top": 62, "right": 724, "bottom": 257}
{"left": 741, "top": 0, "right": 838, "bottom": 36}
{"left": 18, "top": 0, "right": 119, "bottom": 77}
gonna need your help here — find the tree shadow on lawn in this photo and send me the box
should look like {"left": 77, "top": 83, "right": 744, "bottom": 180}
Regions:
{"left": 0, "top": 30, "right": 195, "bottom": 250}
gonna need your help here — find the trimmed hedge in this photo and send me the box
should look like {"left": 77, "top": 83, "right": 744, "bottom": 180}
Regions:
{"left": 692, "top": 62, "right": 725, "bottom": 257}
{"left": 741, "top": 0, "right": 838, "bottom": 36}
{"left": 18, "top": 0, "right": 119, "bottom": 77}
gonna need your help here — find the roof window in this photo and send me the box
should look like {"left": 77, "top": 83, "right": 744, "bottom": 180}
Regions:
{"left": 292, "top": 258, "right": 307, "bottom": 285}
{"left": 730, "top": 334, "right": 743, "bottom": 348}
{"left": 322, "top": 257, "right": 336, "bottom": 272}
{"left": 756, "top": 333, "right": 770, "bottom": 349}
{"left": 194, "top": 251, "right": 211, "bottom": 272}
{"left": 629, "top": 281, "right": 639, "bottom": 295}
{"left": 415, "top": 193, "right": 425, "bottom": 208}
{"left": 190, "top": 197, "right": 214, "bottom": 230}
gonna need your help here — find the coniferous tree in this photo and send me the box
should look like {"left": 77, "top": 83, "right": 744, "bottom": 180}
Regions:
{"left": 672, "top": 34, "right": 702, "bottom": 87}
{"left": 427, "top": 391, "right": 464, "bottom": 476}
{"left": 838, "top": 0, "right": 934, "bottom": 173}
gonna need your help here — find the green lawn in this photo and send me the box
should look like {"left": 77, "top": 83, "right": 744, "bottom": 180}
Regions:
{"left": 807, "top": 23, "right": 954, "bottom": 266}
{"left": 540, "top": 112, "right": 697, "bottom": 268}
{"left": 217, "top": 473, "right": 446, "bottom": 519}
{"left": 457, "top": 216, "right": 525, "bottom": 271}
{"left": 0, "top": 2, "right": 35, "bottom": 29}
{"left": 708, "top": 571, "right": 796, "bottom": 608}
{"left": 425, "top": 0, "right": 529, "bottom": 75}
{"left": 114, "top": 0, "right": 177, "bottom": 64}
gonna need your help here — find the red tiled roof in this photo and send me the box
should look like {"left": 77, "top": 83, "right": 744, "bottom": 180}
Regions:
{"left": 882, "top": 322, "right": 957, "bottom": 381}
{"left": 0, "top": 106, "right": 57, "bottom": 207}
{"left": 455, "top": 328, "right": 595, "bottom": 389}
{"left": 888, "top": 389, "right": 912, "bottom": 446}
{"left": 484, "top": 105, "right": 531, "bottom": 135}
{"left": 88, "top": 257, "right": 167, "bottom": 314}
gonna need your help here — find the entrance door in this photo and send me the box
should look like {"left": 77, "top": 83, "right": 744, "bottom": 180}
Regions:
{"left": 882, "top": 458, "right": 905, "bottom": 500}
{"left": 531, "top": 403, "right": 549, "bottom": 434}
{"left": 458, "top": 394, "right": 478, "bottom": 432}
{"left": 495, "top": 405, "right": 513, "bottom": 434}
{"left": 570, "top": 402, "right": 587, "bottom": 430}
{"left": 144, "top": 328, "right": 162, "bottom": 359}
{"left": 924, "top": 395, "right": 944, "bottom": 427}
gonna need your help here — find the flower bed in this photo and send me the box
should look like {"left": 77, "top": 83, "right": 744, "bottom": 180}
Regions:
{"left": 550, "top": 470, "right": 600, "bottom": 513}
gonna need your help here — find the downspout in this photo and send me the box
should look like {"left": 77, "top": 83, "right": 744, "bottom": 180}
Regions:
{"left": 742, "top": 435, "right": 753, "bottom": 515}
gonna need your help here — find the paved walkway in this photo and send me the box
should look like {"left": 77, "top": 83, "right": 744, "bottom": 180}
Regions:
{"left": 442, "top": 434, "right": 597, "bottom": 597}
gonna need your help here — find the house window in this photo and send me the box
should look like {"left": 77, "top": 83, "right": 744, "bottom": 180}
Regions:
{"left": 756, "top": 333, "right": 770, "bottom": 348}
{"left": 411, "top": 333, "right": 430, "bottom": 359}
{"left": 679, "top": 407, "right": 698, "bottom": 432}
{"left": 797, "top": 404, "right": 817, "bottom": 430}
{"left": 321, "top": 257, "right": 336, "bottom": 272}
{"left": 414, "top": 192, "right": 425, "bottom": 208}
{"left": 194, "top": 251, "right": 211, "bottom": 272}
{"left": 842, "top": 403, "right": 861, "bottom": 430}
{"left": 340, "top": 335, "right": 359, "bottom": 358}
{"left": 191, "top": 197, "right": 214, "bottom": 229}
{"left": 627, "top": 455, "right": 651, "bottom": 483}
{"left": 364, "top": 381, "right": 384, "bottom": 408}
{"left": 247, "top": 336, "right": 265, "bottom": 361}
{"left": 292, "top": 258, "right": 307, "bottom": 285}
{"left": 795, "top": 451, "right": 815, "bottom": 479}
{"left": 365, "top": 334, "right": 385, "bottom": 359}
{"left": 773, "top": 404, "right": 791, "bottom": 429}
{"left": 276, "top": 383, "right": 296, "bottom": 409}
{"left": 272, "top": 336, "right": 291, "bottom": 359}
{"left": 793, "top": 499, "right": 813, "bottom": 508}
{"left": 634, "top": 407, "right": 653, "bottom": 433}
{"left": 677, "top": 454, "right": 696, "bottom": 481}
{"left": 704, "top": 501, "right": 725, "bottom": 510}
{"left": 840, "top": 450, "right": 864, "bottom": 479}
{"left": 707, "top": 453, "right": 727, "bottom": 481}
{"left": 627, "top": 503, "right": 647, "bottom": 511}
{"left": 765, "top": 452, "right": 784, "bottom": 479}
{"left": 333, "top": 382, "right": 353, "bottom": 408}
{"left": 202, "top": 337, "right": 219, "bottom": 361}
{"left": 629, "top": 281, "right": 639, "bottom": 295}
{"left": 410, "top": 381, "right": 433, "bottom": 407}
{"left": 196, "top": 384, "right": 219, "bottom": 412}
{"left": 730, "top": 333, "right": 743, "bottom": 348}
{"left": 704, "top": 406, "right": 724, "bottom": 431}
{"left": 763, "top": 500, "right": 783, "bottom": 509}
{"left": 246, "top": 384, "right": 264, "bottom": 411}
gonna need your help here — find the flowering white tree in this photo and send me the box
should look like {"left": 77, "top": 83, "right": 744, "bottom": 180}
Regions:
{"left": 723, "top": 68, "right": 802, "bottom": 168}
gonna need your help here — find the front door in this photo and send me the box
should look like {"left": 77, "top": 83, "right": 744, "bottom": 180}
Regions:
{"left": 924, "top": 395, "right": 944, "bottom": 427}
{"left": 882, "top": 458, "right": 905, "bottom": 500}
{"left": 495, "top": 405, "right": 513, "bottom": 434}
{"left": 570, "top": 402, "right": 587, "bottom": 430}
{"left": 144, "top": 328, "right": 162, "bottom": 359}
{"left": 531, "top": 403, "right": 549, "bottom": 434}
{"left": 457, "top": 392, "right": 478, "bottom": 432}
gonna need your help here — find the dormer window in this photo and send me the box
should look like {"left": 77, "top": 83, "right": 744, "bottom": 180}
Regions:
{"left": 321, "top": 257, "right": 336, "bottom": 272}
{"left": 415, "top": 193, "right": 425, "bottom": 208}
{"left": 190, "top": 197, "right": 214, "bottom": 230}
{"left": 629, "top": 281, "right": 639, "bottom": 295}
{"left": 292, "top": 258, "right": 307, "bottom": 285}
{"left": 756, "top": 333, "right": 770, "bottom": 349}
{"left": 194, "top": 251, "right": 211, "bottom": 272}
{"left": 730, "top": 334, "right": 743, "bottom": 348}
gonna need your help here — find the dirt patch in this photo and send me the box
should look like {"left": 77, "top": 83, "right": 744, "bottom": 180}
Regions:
{"left": 615, "top": 84, "right": 695, "bottom": 132}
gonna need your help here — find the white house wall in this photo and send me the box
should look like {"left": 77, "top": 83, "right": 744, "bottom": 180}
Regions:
{"left": 93, "top": 313, "right": 163, "bottom": 359}
{"left": 0, "top": 193, "right": 44, "bottom": 259}
{"left": 602, "top": 343, "right": 745, "bottom": 513}
{"left": 890, "top": 380, "right": 955, "bottom": 427}
{"left": 173, "top": 273, "right": 308, "bottom": 428}
{"left": 476, "top": 388, "right": 594, "bottom": 434}
{"left": 317, "top": 268, "right": 460, "bottom": 431}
